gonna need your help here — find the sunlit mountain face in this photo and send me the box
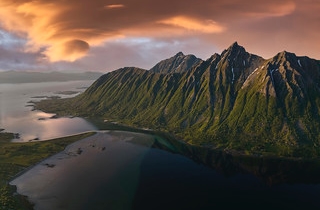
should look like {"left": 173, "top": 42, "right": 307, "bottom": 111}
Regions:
{"left": 35, "top": 42, "right": 320, "bottom": 158}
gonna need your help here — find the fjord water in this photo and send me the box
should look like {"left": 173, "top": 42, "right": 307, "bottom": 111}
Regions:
{"left": 11, "top": 131, "right": 320, "bottom": 209}
{"left": 0, "top": 81, "right": 96, "bottom": 142}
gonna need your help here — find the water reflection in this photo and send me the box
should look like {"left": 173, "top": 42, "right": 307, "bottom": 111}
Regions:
{"left": 11, "top": 131, "right": 155, "bottom": 210}
{"left": 88, "top": 120, "right": 320, "bottom": 186}
{"left": 11, "top": 131, "right": 320, "bottom": 209}
{"left": 152, "top": 134, "right": 320, "bottom": 185}
{"left": 0, "top": 81, "right": 96, "bottom": 142}
{"left": 133, "top": 134, "right": 320, "bottom": 209}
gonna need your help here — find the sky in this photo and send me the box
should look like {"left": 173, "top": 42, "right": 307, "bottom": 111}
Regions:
{"left": 0, "top": 0, "right": 319, "bottom": 72}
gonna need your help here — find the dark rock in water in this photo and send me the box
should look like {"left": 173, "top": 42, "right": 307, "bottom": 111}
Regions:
{"left": 44, "top": 163, "right": 56, "bottom": 168}
{"left": 50, "top": 115, "right": 59, "bottom": 119}
{"left": 77, "top": 148, "right": 83, "bottom": 155}
{"left": 29, "top": 137, "right": 40, "bottom": 142}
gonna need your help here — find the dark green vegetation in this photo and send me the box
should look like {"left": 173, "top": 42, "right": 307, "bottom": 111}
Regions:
{"left": 35, "top": 42, "right": 320, "bottom": 158}
{"left": 0, "top": 71, "right": 102, "bottom": 83}
{"left": 0, "top": 132, "right": 95, "bottom": 210}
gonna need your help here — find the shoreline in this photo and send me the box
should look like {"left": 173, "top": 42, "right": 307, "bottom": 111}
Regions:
{"left": 0, "top": 132, "right": 96, "bottom": 209}
{"left": 9, "top": 132, "right": 99, "bottom": 209}
{"left": 79, "top": 119, "right": 320, "bottom": 162}
{"left": 9, "top": 129, "right": 320, "bottom": 209}
{"left": 9, "top": 132, "right": 97, "bottom": 182}
{"left": 9, "top": 130, "right": 157, "bottom": 210}
{"left": 6, "top": 128, "right": 320, "bottom": 209}
{"left": 34, "top": 97, "right": 320, "bottom": 160}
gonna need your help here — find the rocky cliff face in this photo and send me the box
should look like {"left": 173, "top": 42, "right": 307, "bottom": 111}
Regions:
{"left": 38, "top": 42, "right": 320, "bottom": 157}
{"left": 149, "top": 52, "right": 202, "bottom": 73}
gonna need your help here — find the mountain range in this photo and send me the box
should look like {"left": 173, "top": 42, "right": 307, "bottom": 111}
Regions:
{"left": 36, "top": 42, "right": 320, "bottom": 158}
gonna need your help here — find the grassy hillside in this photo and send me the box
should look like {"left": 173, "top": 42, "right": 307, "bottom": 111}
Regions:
{"left": 35, "top": 43, "right": 320, "bottom": 158}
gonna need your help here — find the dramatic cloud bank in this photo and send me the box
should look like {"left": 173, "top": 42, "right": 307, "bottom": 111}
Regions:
{"left": 0, "top": 0, "right": 319, "bottom": 71}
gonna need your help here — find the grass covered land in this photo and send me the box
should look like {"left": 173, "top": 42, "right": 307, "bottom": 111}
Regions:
{"left": 0, "top": 132, "right": 95, "bottom": 210}
{"left": 32, "top": 44, "right": 320, "bottom": 158}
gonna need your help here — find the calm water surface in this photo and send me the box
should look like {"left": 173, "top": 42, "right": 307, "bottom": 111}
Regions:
{"left": 11, "top": 131, "right": 320, "bottom": 210}
{"left": 0, "top": 81, "right": 96, "bottom": 141}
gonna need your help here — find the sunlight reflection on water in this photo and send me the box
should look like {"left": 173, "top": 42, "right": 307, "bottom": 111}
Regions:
{"left": 0, "top": 81, "right": 96, "bottom": 142}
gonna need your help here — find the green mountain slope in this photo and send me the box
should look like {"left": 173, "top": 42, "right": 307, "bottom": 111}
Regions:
{"left": 36, "top": 42, "right": 320, "bottom": 157}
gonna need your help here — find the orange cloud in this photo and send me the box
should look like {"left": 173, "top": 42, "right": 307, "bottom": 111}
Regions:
{"left": 46, "top": 39, "right": 90, "bottom": 62}
{"left": 245, "top": 1, "right": 296, "bottom": 18}
{"left": 158, "top": 16, "right": 225, "bottom": 34}
{"left": 105, "top": 4, "right": 125, "bottom": 9}
{"left": 0, "top": 0, "right": 318, "bottom": 66}
{"left": 0, "top": 0, "right": 113, "bottom": 61}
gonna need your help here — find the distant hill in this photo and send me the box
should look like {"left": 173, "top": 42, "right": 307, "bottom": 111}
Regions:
{"left": 36, "top": 42, "right": 320, "bottom": 158}
{"left": 0, "top": 71, "right": 103, "bottom": 83}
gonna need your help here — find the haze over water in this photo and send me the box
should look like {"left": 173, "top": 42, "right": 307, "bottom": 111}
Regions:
{"left": 0, "top": 81, "right": 96, "bottom": 142}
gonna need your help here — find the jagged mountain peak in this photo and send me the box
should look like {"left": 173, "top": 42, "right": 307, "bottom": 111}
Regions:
{"left": 264, "top": 50, "right": 320, "bottom": 91}
{"left": 175, "top": 51, "right": 185, "bottom": 57}
{"left": 213, "top": 42, "right": 264, "bottom": 86}
{"left": 222, "top": 41, "right": 246, "bottom": 57}
{"left": 274, "top": 50, "right": 297, "bottom": 61}
{"left": 228, "top": 41, "right": 241, "bottom": 50}
{"left": 266, "top": 50, "right": 314, "bottom": 73}
{"left": 206, "top": 53, "right": 220, "bottom": 63}
{"left": 218, "top": 42, "right": 259, "bottom": 72}
{"left": 150, "top": 52, "right": 203, "bottom": 74}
